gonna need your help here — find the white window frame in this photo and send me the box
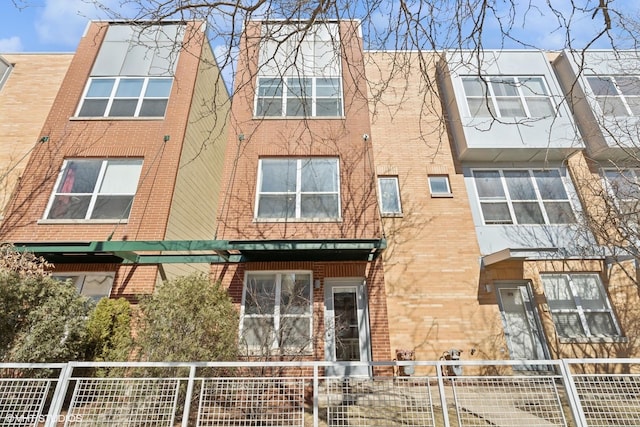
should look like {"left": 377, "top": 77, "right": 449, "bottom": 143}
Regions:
{"left": 255, "top": 77, "right": 343, "bottom": 117}
{"left": 240, "top": 271, "right": 313, "bottom": 354}
{"left": 255, "top": 157, "right": 341, "bottom": 221}
{"left": 472, "top": 168, "right": 576, "bottom": 225}
{"left": 52, "top": 273, "right": 114, "bottom": 301}
{"left": 587, "top": 75, "right": 640, "bottom": 117}
{"left": 44, "top": 158, "right": 143, "bottom": 221}
{"left": 378, "top": 176, "right": 402, "bottom": 215}
{"left": 428, "top": 175, "right": 452, "bottom": 197}
{"left": 541, "top": 273, "right": 621, "bottom": 339}
{"left": 462, "top": 75, "right": 555, "bottom": 118}
{"left": 76, "top": 76, "right": 173, "bottom": 118}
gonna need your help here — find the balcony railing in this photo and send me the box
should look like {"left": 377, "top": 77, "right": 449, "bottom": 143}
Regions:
{"left": 1, "top": 358, "right": 639, "bottom": 426}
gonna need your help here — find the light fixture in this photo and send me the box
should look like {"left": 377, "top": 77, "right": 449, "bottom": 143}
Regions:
{"left": 314, "top": 279, "right": 321, "bottom": 289}
{"left": 163, "top": 135, "right": 170, "bottom": 142}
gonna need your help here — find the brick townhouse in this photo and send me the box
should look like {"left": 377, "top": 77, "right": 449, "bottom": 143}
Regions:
{"left": 1, "top": 20, "right": 229, "bottom": 302}
{"left": 4, "top": 17, "right": 640, "bottom": 368}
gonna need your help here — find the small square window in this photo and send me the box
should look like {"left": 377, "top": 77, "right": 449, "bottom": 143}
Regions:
{"left": 428, "top": 175, "right": 452, "bottom": 197}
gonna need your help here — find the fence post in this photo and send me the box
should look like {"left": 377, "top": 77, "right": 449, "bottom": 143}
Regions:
{"left": 45, "top": 363, "right": 74, "bottom": 427}
{"left": 559, "top": 360, "right": 587, "bottom": 427}
{"left": 313, "top": 364, "right": 319, "bottom": 427}
{"left": 182, "top": 365, "right": 197, "bottom": 427}
{"left": 436, "top": 361, "right": 451, "bottom": 427}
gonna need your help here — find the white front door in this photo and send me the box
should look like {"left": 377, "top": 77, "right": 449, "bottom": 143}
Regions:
{"left": 324, "top": 278, "right": 371, "bottom": 377}
{"left": 496, "top": 284, "right": 549, "bottom": 362}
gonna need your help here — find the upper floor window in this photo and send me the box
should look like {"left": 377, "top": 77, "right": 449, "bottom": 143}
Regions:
{"left": 541, "top": 274, "right": 621, "bottom": 339}
{"left": 0, "top": 55, "right": 12, "bottom": 91}
{"left": 256, "top": 77, "right": 342, "bottom": 117}
{"left": 587, "top": 76, "right": 640, "bottom": 116}
{"left": 77, "top": 77, "right": 172, "bottom": 118}
{"left": 240, "top": 272, "right": 312, "bottom": 354}
{"left": 45, "top": 159, "right": 143, "bottom": 220}
{"left": 53, "top": 273, "right": 114, "bottom": 301}
{"left": 473, "top": 169, "right": 575, "bottom": 225}
{"left": 428, "top": 175, "right": 452, "bottom": 197}
{"left": 256, "top": 158, "right": 340, "bottom": 220}
{"left": 462, "top": 76, "right": 554, "bottom": 118}
{"left": 378, "top": 176, "right": 402, "bottom": 215}
{"left": 256, "top": 23, "right": 342, "bottom": 118}
{"left": 603, "top": 168, "right": 640, "bottom": 214}
{"left": 76, "top": 24, "right": 183, "bottom": 119}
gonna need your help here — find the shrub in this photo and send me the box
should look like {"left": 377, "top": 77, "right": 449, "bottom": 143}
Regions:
{"left": 136, "top": 273, "right": 238, "bottom": 362}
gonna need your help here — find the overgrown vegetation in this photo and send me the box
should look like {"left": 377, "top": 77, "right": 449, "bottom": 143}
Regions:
{"left": 0, "top": 244, "right": 93, "bottom": 363}
{"left": 1, "top": 245, "right": 240, "bottom": 364}
{"left": 135, "top": 273, "right": 239, "bottom": 362}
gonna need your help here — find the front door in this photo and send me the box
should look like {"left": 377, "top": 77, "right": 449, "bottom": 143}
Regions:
{"left": 324, "top": 278, "right": 371, "bottom": 377}
{"left": 496, "top": 283, "right": 549, "bottom": 362}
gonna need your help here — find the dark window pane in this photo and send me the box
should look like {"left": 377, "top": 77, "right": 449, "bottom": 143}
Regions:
{"left": 480, "top": 202, "right": 512, "bottom": 224}
{"left": 504, "top": 170, "right": 536, "bottom": 200}
{"left": 300, "top": 194, "right": 339, "bottom": 218}
{"left": 139, "top": 99, "right": 168, "bottom": 116}
{"left": 544, "top": 202, "right": 575, "bottom": 223}
{"left": 256, "top": 98, "right": 282, "bottom": 116}
{"left": 587, "top": 77, "right": 617, "bottom": 96}
{"left": 257, "top": 195, "right": 295, "bottom": 218}
{"left": 316, "top": 99, "right": 341, "bottom": 116}
{"left": 90, "top": 196, "right": 134, "bottom": 219}
{"left": 57, "top": 160, "right": 101, "bottom": 194}
{"left": 108, "top": 99, "right": 138, "bottom": 116}
{"left": 48, "top": 195, "right": 91, "bottom": 219}
{"left": 245, "top": 276, "right": 276, "bottom": 314}
{"left": 78, "top": 99, "right": 109, "bottom": 117}
{"left": 286, "top": 98, "right": 311, "bottom": 116}
{"left": 261, "top": 159, "right": 297, "bottom": 192}
{"left": 533, "top": 170, "right": 568, "bottom": 199}
{"left": 474, "top": 171, "right": 505, "bottom": 199}
{"left": 301, "top": 159, "right": 338, "bottom": 192}
{"left": 586, "top": 313, "right": 616, "bottom": 336}
{"left": 552, "top": 313, "right": 585, "bottom": 337}
{"left": 512, "top": 201, "right": 544, "bottom": 224}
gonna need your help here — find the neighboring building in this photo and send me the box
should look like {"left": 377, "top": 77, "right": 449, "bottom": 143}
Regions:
{"left": 0, "top": 53, "right": 73, "bottom": 221}
{"left": 0, "top": 21, "right": 230, "bottom": 301}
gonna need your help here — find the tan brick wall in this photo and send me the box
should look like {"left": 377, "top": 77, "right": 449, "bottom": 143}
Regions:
{"left": 366, "top": 51, "right": 502, "bottom": 361}
{"left": 0, "top": 53, "right": 72, "bottom": 219}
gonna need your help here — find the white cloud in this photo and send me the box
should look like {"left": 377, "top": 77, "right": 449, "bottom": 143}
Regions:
{"left": 0, "top": 36, "right": 24, "bottom": 52}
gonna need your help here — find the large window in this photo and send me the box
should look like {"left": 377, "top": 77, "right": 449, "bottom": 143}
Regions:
{"left": 256, "top": 158, "right": 340, "bottom": 220}
{"left": 587, "top": 75, "right": 640, "bottom": 116}
{"left": 378, "top": 176, "right": 402, "bottom": 215}
{"left": 256, "top": 23, "right": 342, "bottom": 118}
{"left": 256, "top": 77, "right": 342, "bottom": 117}
{"left": 240, "top": 272, "right": 312, "bottom": 354}
{"left": 53, "top": 273, "right": 114, "bottom": 301}
{"left": 542, "top": 274, "right": 621, "bottom": 339}
{"left": 473, "top": 169, "right": 575, "bottom": 225}
{"left": 462, "top": 76, "right": 555, "bottom": 118}
{"left": 77, "top": 77, "right": 172, "bottom": 118}
{"left": 45, "top": 159, "right": 143, "bottom": 220}
{"left": 76, "top": 24, "right": 182, "bottom": 119}
{"left": 603, "top": 168, "right": 640, "bottom": 214}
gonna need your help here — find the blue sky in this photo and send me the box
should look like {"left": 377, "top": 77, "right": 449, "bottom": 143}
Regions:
{"left": 1, "top": 0, "right": 639, "bottom": 53}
